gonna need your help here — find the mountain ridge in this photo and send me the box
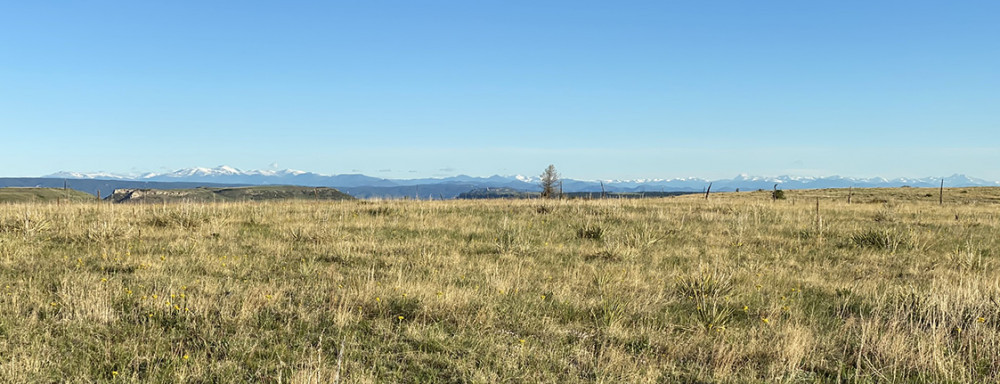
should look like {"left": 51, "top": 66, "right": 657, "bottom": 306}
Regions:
{"left": 42, "top": 166, "right": 1000, "bottom": 197}
{"left": 46, "top": 166, "right": 1000, "bottom": 188}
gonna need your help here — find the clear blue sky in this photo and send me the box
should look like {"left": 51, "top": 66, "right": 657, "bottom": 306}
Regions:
{"left": 2, "top": 1, "right": 998, "bottom": 180}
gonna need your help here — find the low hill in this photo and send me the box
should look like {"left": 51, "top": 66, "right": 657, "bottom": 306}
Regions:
{"left": 684, "top": 186, "right": 1000, "bottom": 205}
{"left": 0, "top": 187, "right": 98, "bottom": 203}
{"left": 457, "top": 187, "right": 540, "bottom": 199}
{"left": 0, "top": 178, "right": 247, "bottom": 199}
{"left": 457, "top": 188, "right": 698, "bottom": 199}
{"left": 109, "top": 186, "right": 354, "bottom": 203}
{"left": 564, "top": 191, "right": 698, "bottom": 199}
{"left": 339, "top": 183, "right": 486, "bottom": 200}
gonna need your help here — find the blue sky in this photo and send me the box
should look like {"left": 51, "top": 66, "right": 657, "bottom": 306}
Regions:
{"left": 2, "top": 1, "right": 998, "bottom": 180}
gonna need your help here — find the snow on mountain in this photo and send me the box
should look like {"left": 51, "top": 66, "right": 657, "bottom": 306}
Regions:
{"left": 73, "top": 166, "right": 306, "bottom": 184}
{"left": 47, "top": 166, "right": 313, "bottom": 183}
{"left": 42, "top": 166, "right": 1000, "bottom": 192}
{"left": 149, "top": 165, "right": 304, "bottom": 178}
{"left": 156, "top": 167, "right": 221, "bottom": 178}
{"left": 45, "top": 171, "right": 133, "bottom": 180}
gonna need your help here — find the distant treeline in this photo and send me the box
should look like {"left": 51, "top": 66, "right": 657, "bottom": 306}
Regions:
{"left": 457, "top": 188, "right": 695, "bottom": 200}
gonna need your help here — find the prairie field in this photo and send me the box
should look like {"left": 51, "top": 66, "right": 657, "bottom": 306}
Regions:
{"left": 1, "top": 188, "right": 999, "bottom": 383}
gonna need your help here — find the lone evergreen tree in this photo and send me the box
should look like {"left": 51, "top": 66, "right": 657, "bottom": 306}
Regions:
{"left": 540, "top": 164, "right": 560, "bottom": 199}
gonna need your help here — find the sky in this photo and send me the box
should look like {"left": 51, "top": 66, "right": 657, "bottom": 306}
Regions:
{"left": 1, "top": 1, "right": 998, "bottom": 181}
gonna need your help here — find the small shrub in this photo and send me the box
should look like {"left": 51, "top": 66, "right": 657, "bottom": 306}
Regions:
{"left": 494, "top": 219, "right": 530, "bottom": 254}
{"left": 591, "top": 295, "right": 629, "bottom": 328}
{"left": 947, "top": 243, "right": 991, "bottom": 272}
{"left": 676, "top": 269, "right": 734, "bottom": 332}
{"left": 84, "top": 221, "right": 135, "bottom": 243}
{"left": 365, "top": 206, "right": 394, "bottom": 216}
{"left": 576, "top": 225, "right": 604, "bottom": 240}
{"left": 586, "top": 244, "right": 636, "bottom": 262}
{"left": 873, "top": 205, "right": 896, "bottom": 223}
{"left": 619, "top": 226, "right": 659, "bottom": 249}
{"left": 0, "top": 214, "right": 51, "bottom": 236}
{"left": 676, "top": 270, "right": 734, "bottom": 299}
{"left": 851, "top": 228, "right": 908, "bottom": 252}
{"left": 148, "top": 210, "right": 209, "bottom": 229}
{"left": 772, "top": 189, "right": 786, "bottom": 200}
{"left": 388, "top": 296, "right": 422, "bottom": 322}
{"left": 287, "top": 228, "right": 327, "bottom": 244}
{"left": 590, "top": 272, "right": 630, "bottom": 328}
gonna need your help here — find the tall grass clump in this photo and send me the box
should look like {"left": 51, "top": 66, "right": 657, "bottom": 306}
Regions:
{"left": 576, "top": 223, "right": 604, "bottom": 240}
{"left": 850, "top": 227, "right": 909, "bottom": 252}
{"left": 676, "top": 267, "right": 734, "bottom": 332}
{"left": 494, "top": 218, "right": 530, "bottom": 255}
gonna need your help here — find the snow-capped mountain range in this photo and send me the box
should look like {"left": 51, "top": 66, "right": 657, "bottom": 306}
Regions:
{"left": 44, "top": 166, "right": 1000, "bottom": 193}
{"left": 50, "top": 166, "right": 308, "bottom": 180}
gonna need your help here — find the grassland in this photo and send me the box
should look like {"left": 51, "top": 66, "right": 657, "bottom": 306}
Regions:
{"left": 1, "top": 188, "right": 999, "bottom": 382}
{"left": 109, "top": 185, "right": 354, "bottom": 204}
{"left": 0, "top": 187, "right": 97, "bottom": 203}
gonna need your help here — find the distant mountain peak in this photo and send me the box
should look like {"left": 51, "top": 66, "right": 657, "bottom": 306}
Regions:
{"left": 46, "top": 170, "right": 134, "bottom": 180}
{"left": 42, "top": 167, "right": 1000, "bottom": 193}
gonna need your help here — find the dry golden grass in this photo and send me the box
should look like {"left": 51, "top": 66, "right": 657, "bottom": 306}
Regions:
{"left": 1, "top": 188, "right": 999, "bottom": 382}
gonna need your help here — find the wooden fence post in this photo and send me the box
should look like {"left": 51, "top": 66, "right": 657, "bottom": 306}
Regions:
{"left": 939, "top": 179, "right": 944, "bottom": 205}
